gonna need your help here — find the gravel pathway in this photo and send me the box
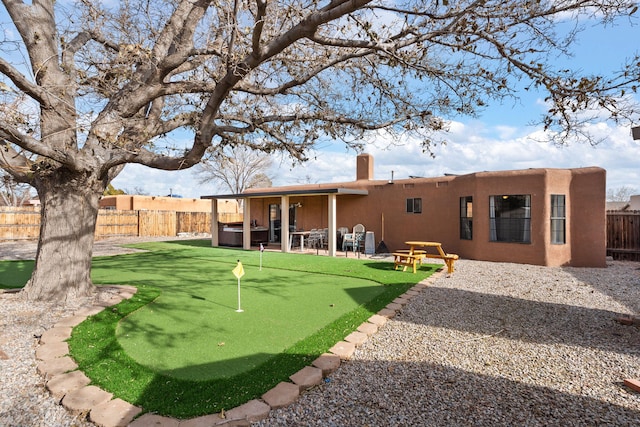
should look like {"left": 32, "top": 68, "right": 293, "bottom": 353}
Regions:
{"left": 1, "top": 240, "right": 639, "bottom": 426}
{"left": 255, "top": 260, "right": 640, "bottom": 426}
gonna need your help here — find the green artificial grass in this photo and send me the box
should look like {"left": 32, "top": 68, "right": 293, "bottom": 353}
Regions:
{"left": 0, "top": 259, "right": 34, "bottom": 289}
{"left": 2, "top": 239, "right": 439, "bottom": 418}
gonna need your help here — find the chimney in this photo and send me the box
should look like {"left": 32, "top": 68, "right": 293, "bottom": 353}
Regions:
{"left": 356, "top": 153, "right": 374, "bottom": 181}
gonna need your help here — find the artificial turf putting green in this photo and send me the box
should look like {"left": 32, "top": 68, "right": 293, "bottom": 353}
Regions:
{"left": 114, "top": 260, "right": 385, "bottom": 381}
{"left": 2, "top": 239, "right": 439, "bottom": 418}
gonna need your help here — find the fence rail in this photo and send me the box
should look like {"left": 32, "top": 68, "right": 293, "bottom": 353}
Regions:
{"left": 0, "top": 207, "right": 243, "bottom": 241}
{"left": 606, "top": 211, "right": 640, "bottom": 261}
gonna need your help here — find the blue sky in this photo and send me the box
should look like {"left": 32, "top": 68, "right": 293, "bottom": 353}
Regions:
{"left": 113, "top": 14, "right": 640, "bottom": 199}
{"left": 112, "top": 15, "right": 640, "bottom": 199}
{"left": 1, "top": 5, "right": 638, "bottom": 199}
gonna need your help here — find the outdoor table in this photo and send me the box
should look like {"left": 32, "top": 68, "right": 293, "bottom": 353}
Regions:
{"left": 289, "top": 231, "right": 310, "bottom": 251}
{"left": 403, "top": 241, "right": 459, "bottom": 275}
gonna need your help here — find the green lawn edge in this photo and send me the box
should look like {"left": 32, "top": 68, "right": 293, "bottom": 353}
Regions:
{"left": 38, "top": 240, "right": 437, "bottom": 418}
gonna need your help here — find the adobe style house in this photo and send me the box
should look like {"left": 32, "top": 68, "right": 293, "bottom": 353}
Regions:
{"left": 203, "top": 154, "right": 606, "bottom": 267}
{"left": 100, "top": 194, "right": 237, "bottom": 214}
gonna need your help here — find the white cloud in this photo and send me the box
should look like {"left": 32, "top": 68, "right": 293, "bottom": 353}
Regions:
{"left": 111, "top": 118, "right": 639, "bottom": 199}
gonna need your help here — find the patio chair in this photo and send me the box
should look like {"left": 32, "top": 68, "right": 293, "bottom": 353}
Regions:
{"left": 353, "top": 224, "right": 365, "bottom": 252}
{"left": 321, "top": 228, "right": 329, "bottom": 249}
{"left": 307, "top": 229, "right": 323, "bottom": 249}
{"left": 342, "top": 233, "right": 355, "bottom": 251}
{"left": 342, "top": 224, "right": 365, "bottom": 252}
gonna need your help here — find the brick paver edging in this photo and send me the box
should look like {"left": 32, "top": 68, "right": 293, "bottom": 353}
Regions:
{"left": 36, "top": 269, "right": 447, "bottom": 426}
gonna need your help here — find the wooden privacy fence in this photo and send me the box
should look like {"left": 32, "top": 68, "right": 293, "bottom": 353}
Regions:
{"left": 0, "top": 206, "right": 40, "bottom": 240}
{"left": 0, "top": 207, "right": 236, "bottom": 241}
{"left": 607, "top": 211, "right": 640, "bottom": 261}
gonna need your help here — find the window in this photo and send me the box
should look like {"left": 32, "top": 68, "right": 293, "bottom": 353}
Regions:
{"left": 460, "top": 196, "right": 473, "bottom": 240}
{"left": 551, "top": 195, "right": 566, "bottom": 244}
{"left": 406, "top": 198, "right": 422, "bottom": 213}
{"left": 489, "top": 195, "right": 531, "bottom": 243}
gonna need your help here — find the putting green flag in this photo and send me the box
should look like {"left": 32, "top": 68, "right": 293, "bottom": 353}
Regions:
{"left": 232, "top": 261, "right": 245, "bottom": 279}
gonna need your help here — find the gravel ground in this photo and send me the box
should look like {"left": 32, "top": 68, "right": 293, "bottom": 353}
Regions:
{"left": 1, "top": 239, "right": 639, "bottom": 426}
{"left": 256, "top": 260, "right": 640, "bottom": 426}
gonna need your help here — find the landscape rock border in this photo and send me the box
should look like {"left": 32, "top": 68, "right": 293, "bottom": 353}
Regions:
{"left": 36, "top": 268, "right": 447, "bottom": 426}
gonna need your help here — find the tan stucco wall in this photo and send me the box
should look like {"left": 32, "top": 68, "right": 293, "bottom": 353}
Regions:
{"left": 244, "top": 166, "right": 606, "bottom": 267}
{"left": 100, "top": 195, "right": 237, "bottom": 213}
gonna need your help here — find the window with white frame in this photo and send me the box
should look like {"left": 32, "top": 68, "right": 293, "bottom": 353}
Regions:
{"left": 489, "top": 195, "right": 531, "bottom": 243}
{"left": 551, "top": 194, "right": 566, "bottom": 244}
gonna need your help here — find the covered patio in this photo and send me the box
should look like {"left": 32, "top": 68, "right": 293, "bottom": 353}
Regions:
{"left": 202, "top": 187, "right": 368, "bottom": 257}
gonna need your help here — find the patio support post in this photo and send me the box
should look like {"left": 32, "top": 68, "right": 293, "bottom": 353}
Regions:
{"left": 211, "top": 199, "right": 219, "bottom": 247}
{"left": 281, "top": 195, "right": 290, "bottom": 252}
{"left": 242, "top": 198, "right": 251, "bottom": 250}
{"left": 328, "top": 194, "right": 337, "bottom": 256}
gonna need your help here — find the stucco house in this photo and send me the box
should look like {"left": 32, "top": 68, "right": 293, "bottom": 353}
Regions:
{"left": 100, "top": 194, "right": 237, "bottom": 214}
{"left": 203, "top": 154, "right": 606, "bottom": 267}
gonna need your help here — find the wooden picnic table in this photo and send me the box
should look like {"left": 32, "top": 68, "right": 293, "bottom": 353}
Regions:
{"left": 393, "top": 241, "right": 459, "bottom": 275}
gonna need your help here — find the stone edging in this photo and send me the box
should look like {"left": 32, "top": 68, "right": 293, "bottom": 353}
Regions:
{"left": 36, "top": 269, "right": 447, "bottom": 427}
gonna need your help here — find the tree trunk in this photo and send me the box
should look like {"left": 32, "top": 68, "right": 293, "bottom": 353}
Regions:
{"left": 21, "top": 172, "right": 104, "bottom": 302}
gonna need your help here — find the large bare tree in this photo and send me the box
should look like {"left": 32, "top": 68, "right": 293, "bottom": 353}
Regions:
{"left": 0, "top": 171, "right": 33, "bottom": 206}
{"left": 196, "top": 145, "right": 273, "bottom": 196}
{"left": 1, "top": 0, "right": 638, "bottom": 301}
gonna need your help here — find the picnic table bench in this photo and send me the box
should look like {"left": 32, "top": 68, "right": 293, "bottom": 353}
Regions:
{"left": 394, "top": 241, "right": 459, "bottom": 275}
{"left": 392, "top": 252, "right": 426, "bottom": 274}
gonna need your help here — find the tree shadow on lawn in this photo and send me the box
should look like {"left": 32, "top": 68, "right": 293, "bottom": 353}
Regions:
{"left": 70, "top": 283, "right": 388, "bottom": 418}
{"left": 71, "top": 280, "right": 640, "bottom": 421}
{"left": 110, "top": 275, "right": 396, "bottom": 379}
{"left": 89, "top": 252, "right": 413, "bottom": 380}
{"left": 401, "top": 286, "right": 640, "bottom": 357}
